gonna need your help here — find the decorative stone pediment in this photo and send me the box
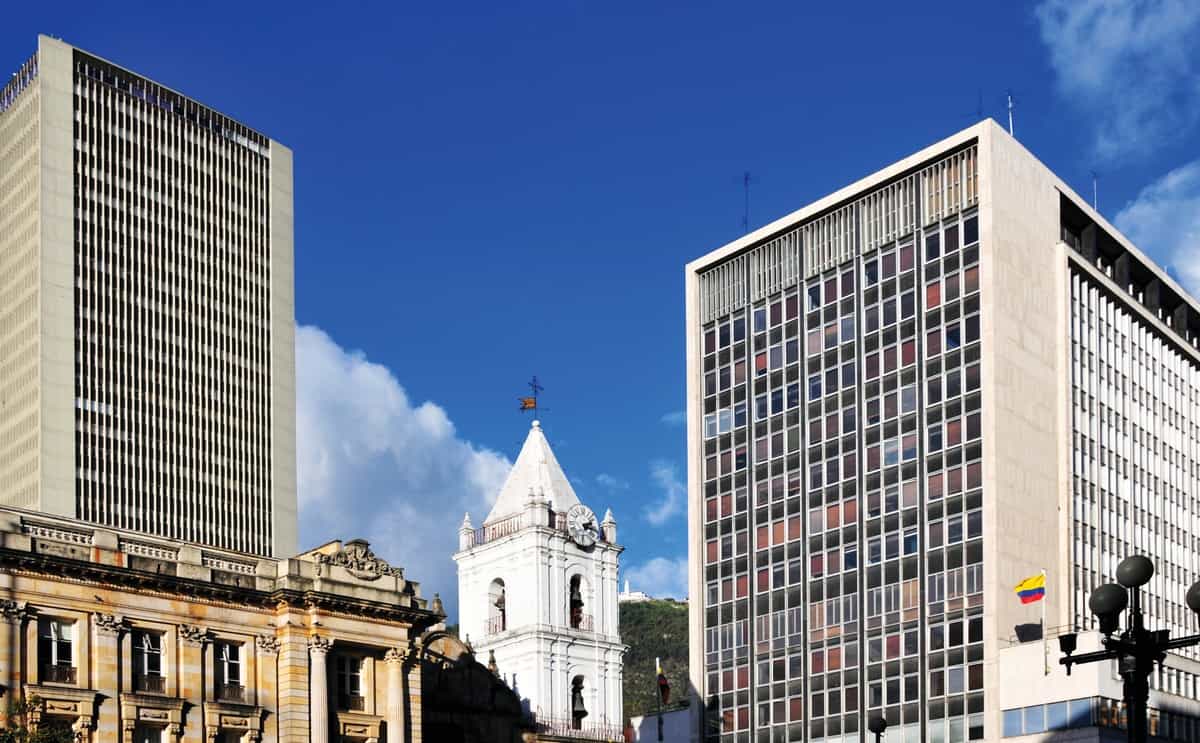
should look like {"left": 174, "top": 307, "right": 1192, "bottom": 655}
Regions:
{"left": 315, "top": 539, "right": 403, "bottom": 582}
{"left": 120, "top": 693, "right": 184, "bottom": 742}
{"left": 336, "top": 710, "right": 382, "bottom": 743}
{"left": 25, "top": 684, "right": 99, "bottom": 740}
{"left": 202, "top": 700, "right": 264, "bottom": 742}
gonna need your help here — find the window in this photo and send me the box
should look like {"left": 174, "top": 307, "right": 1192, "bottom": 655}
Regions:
{"left": 38, "top": 619, "right": 75, "bottom": 684}
{"left": 864, "top": 260, "right": 878, "bottom": 285}
{"left": 133, "top": 630, "right": 164, "bottom": 693}
{"left": 216, "top": 642, "right": 242, "bottom": 699}
{"left": 336, "top": 656, "right": 364, "bottom": 710}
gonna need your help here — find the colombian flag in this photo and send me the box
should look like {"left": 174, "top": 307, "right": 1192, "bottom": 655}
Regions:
{"left": 1014, "top": 573, "right": 1046, "bottom": 604}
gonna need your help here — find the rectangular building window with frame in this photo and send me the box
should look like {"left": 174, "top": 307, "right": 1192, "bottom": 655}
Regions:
{"left": 38, "top": 618, "right": 75, "bottom": 684}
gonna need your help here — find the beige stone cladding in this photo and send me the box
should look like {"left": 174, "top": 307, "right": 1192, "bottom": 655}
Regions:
{"left": 0, "top": 506, "right": 449, "bottom": 742}
{"left": 0, "top": 35, "right": 297, "bottom": 558}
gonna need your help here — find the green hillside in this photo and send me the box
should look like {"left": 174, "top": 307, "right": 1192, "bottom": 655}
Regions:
{"left": 620, "top": 599, "right": 690, "bottom": 721}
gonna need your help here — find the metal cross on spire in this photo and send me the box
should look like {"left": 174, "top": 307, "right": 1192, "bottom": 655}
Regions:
{"left": 518, "top": 376, "right": 548, "bottom": 416}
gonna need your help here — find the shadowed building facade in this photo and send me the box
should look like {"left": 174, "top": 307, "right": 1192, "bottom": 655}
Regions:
{"left": 0, "top": 35, "right": 296, "bottom": 557}
{"left": 685, "top": 121, "right": 1200, "bottom": 742}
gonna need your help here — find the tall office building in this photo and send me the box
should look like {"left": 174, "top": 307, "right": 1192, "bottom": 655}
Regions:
{"left": 685, "top": 121, "right": 1200, "bottom": 742}
{"left": 0, "top": 36, "right": 295, "bottom": 556}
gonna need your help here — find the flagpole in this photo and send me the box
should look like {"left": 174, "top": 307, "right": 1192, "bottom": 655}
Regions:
{"left": 1041, "top": 568, "right": 1048, "bottom": 676}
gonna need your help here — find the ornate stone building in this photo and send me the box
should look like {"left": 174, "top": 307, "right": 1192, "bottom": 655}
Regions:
{"left": 0, "top": 506, "right": 528, "bottom": 743}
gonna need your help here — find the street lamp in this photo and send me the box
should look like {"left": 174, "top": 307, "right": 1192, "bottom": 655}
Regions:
{"left": 867, "top": 716, "right": 887, "bottom": 743}
{"left": 1058, "top": 555, "right": 1200, "bottom": 743}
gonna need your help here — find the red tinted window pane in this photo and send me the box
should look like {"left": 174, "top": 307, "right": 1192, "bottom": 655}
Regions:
{"left": 705, "top": 330, "right": 715, "bottom": 354}
{"left": 736, "top": 575, "right": 748, "bottom": 597}
{"left": 902, "top": 340, "right": 916, "bottom": 366}
{"left": 928, "top": 472, "right": 944, "bottom": 499}
{"left": 786, "top": 294, "right": 798, "bottom": 319}
{"left": 967, "top": 461, "right": 982, "bottom": 489}
{"left": 899, "top": 243, "right": 914, "bottom": 272}
{"left": 826, "top": 504, "right": 840, "bottom": 529}
{"left": 964, "top": 266, "right": 979, "bottom": 294}
{"left": 927, "top": 328, "right": 942, "bottom": 356}
{"left": 843, "top": 498, "right": 857, "bottom": 522}
{"left": 788, "top": 516, "right": 801, "bottom": 540}
{"left": 948, "top": 467, "right": 963, "bottom": 494}
{"left": 773, "top": 521, "right": 785, "bottom": 544}
{"left": 706, "top": 499, "right": 718, "bottom": 520}
{"left": 737, "top": 666, "right": 749, "bottom": 689}
{"left": 824, "top": 278, "right": 837, "bottom": 303}
{"left": 707, "top": 541, "right": 718, "bottom": 562}
{"left": 828, "top": 647, "right": 842, "bottom": 670}
{"left": 758, "top": 569, "right": 770, "bottom": 591}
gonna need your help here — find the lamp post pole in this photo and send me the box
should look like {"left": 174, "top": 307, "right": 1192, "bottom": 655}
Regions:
{"left": 868, "top": 716, "right": 887, "bottom": 743}
{"left": 1059, "top": 556, "right": 1200, "bottom": 743}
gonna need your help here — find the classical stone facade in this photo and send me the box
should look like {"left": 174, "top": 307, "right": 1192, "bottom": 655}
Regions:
{"left": 0, "top": 506, "right": 530, "bottom": 743}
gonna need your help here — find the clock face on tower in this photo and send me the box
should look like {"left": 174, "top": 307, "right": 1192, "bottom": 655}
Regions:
{"left": 566, "top": 504, "right": 599, "bottom": 548}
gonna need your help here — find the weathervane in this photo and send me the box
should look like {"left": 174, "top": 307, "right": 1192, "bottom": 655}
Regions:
{"left": 518, "top": 376, "right": 548, "bottom": 416}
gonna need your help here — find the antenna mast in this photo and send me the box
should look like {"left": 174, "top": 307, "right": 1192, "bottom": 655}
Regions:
{"left": 1007, "top": 91, "right": 1015, "bottom": 136}
{"left": 742, "top": 171, "right": 753, "bottom": 234}
{"left": 1090, "top": 171, "right": 1099, "bottom": 211}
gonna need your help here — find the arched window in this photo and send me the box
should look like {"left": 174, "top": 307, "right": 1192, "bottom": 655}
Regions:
{"left": 488, "top": 579, "right": 506, "bottom": 633}
{"left": 571, "top": 675, "right": 588, "bottom": 729}
{"left": 569, "top": 575, "right": 585, "bottom": 629}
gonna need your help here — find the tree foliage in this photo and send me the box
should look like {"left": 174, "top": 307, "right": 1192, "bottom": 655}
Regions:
{"left": 0, "top": 698, "right": 75, "bottom": 743}
{"left": 620, "top": 600, "right": 689, "bottom": 722}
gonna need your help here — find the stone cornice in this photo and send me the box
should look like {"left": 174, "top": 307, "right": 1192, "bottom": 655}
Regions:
{"left": 0, "top": 548, "right": 442, "bottom": 631}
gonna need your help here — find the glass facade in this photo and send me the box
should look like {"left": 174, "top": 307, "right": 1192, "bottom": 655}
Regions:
{"left": 698, "top": 145, "right": 981, "bottom": 743}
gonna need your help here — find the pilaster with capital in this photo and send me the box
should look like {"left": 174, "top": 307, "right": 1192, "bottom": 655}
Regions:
{"left": 309, "top": 635, "right": 333, "bottom": 743}
{"left": 384, "top": 646, "right": 410, "bottom": 743}
{"left": 93, "top": 613, "right": 125, "bottom": 742}
{"left": 256, "top": 634, "right": 280, "bottom": 742}
{"left": 0, "top": 600, "right": 29, "bottom": 717}
{"left": 178, "top": 624, "right": 209, "bottom": 743}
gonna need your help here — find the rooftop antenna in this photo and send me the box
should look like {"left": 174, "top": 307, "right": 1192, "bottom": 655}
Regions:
{"left": 1090, "top": 171, "right": 1099, "bottom": 211}
{"left": 740, "top": 171, "right": 758, "bottom": 234}
{"left": 1007, "top": 90, "right": 1016, "bottom": 136}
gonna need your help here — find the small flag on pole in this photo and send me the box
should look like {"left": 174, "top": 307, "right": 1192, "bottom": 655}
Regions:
{"left": 518, "top": 396, "right": 537, "bottom": 411}
{"left": 1014, "top": 573, "right": 1046, "bottom": 604}
{"left": 657, "top": 658, "right": 670, "bottom": 705}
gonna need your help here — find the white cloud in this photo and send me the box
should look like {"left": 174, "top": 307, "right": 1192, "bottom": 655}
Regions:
{"left": 295, "top": 325, "right": 511, "bottom": 622}
{"left": 643, "top": 460, "right": 685, "bottom": 526}
{"left": 624, "top": 556, "right": 689, "bottom": 600}
{"left": 1113, "top": 159, "right": 1200, "bottom": 298}
{"left": 1035, "top": 0, "right": 1200, "bottom": 159}
{"left": 660, "top": 410, "right": 686, "bottom": 426}
{"left": 595, "top": 473, "right": 629, "bottom": 490}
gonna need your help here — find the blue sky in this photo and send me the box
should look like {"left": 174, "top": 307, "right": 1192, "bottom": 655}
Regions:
{"left": 5, "top": 1, "right": 1199, "bottom": 617}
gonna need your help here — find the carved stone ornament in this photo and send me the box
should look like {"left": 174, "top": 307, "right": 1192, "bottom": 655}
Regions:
{"left": 314, "top": 539, "right": 403, "bottom": 582}
{"left": 0, "top": 600, "right": 29, "bottom": 624}
{"left": 93, "top": 613, "right": 125, "bottom": 636}
{"left": 178, "top": 624, "right": 209, "bottom": 646}
{"left": 384, "top": 647, "right": 409, "bottom": 665}
{"left": 308, "top": 634, "right": 334, "bottom": 654}
{"left": 256, "top": 634, "right": 281, "bottom": 654}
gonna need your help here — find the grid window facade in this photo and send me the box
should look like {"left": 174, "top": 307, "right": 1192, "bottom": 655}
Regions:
{"left": 70, "top": 51, "right": 275, "bottom": 555}
{"left": 699, "top": 144, "right": 982, "bottom": 743}
{"left": 1069, "top": 270, "right": 1200, "bottom": 660}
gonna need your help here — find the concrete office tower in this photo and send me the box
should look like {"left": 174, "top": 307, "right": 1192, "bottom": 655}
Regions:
{"left": 685, "top": 121, "right": 1200, "bottom": 742}
{"left": 0, "top": 36, "right": 295, "bottom": 556}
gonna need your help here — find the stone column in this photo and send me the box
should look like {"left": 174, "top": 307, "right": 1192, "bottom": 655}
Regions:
{"left": 256, "top": 634, "right": 281, "bottom": 743}
{"left": 178, "top": 625, "right": 209, "bottom": 743}
{"left": 92, "top": 613, "right": 124, "bottom": 742}
{"left": 309, "top": 635, "right": 333, "bottom": 743}
{"left": 384, "top": 648, "right": 408, "bottom": 743}
{"left": 0, "top": 601, "right": 27, "bottom": 723}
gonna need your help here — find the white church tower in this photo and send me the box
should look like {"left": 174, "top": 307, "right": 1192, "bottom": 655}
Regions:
{"left": 455, "top": 420, "right": 624, "bottom": 733}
